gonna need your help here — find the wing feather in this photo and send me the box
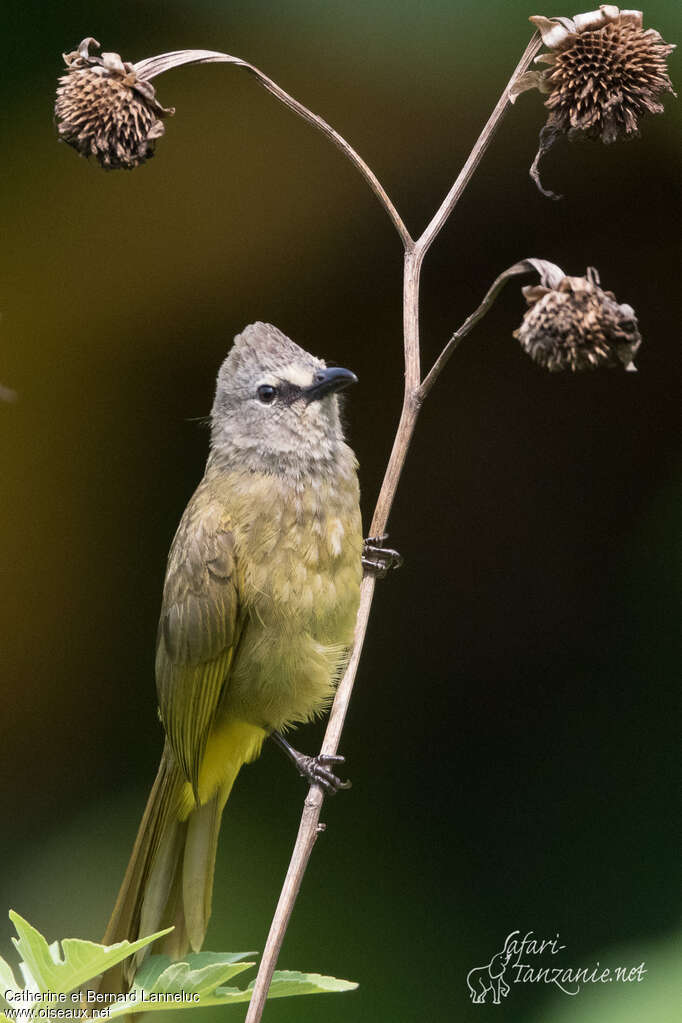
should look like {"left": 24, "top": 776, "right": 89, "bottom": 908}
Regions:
{"left": 155, "top": 484, "right": 240, "bottom": 798}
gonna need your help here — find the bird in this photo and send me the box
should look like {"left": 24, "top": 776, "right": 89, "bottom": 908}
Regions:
{"left": 100, "top": 322, "right": 363, "bottom": 992}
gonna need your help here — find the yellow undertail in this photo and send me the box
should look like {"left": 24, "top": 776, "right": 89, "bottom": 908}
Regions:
{"left": 99, "top": 719, "right": 265, "bottom": 995}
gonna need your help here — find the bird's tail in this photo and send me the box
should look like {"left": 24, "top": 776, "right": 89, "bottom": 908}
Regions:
{"left": 98, "top": 742, "right": 239, "bottom": 996}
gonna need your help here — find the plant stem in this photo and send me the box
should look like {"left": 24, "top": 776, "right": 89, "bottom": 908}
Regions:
{"left": 136, "top": 50, "right": 412, "bottom": 248}
{"left": 416, "top": 31, "right": 542, "bottom": 260}
{"left": 418, "top": 257, "right": 559, "bottom": 400}
{"left": 230, "top": 33, "right": 543, "bottom": 1023}
{"left": 243, "top": 247, "right": 422, "bottom": 1023}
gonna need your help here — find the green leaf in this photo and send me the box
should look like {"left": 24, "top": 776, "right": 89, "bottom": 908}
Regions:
{"left": 133, "top": 952, "right": 256, "bottom": 997}
{"left": 0, "top": 955, "right": 18, "bottom": 991}
{"left": 0, "top": 955, "right": 18, "bottom": 1008}
{"left": 10, "top": 912, "right": 173, "bottom": 996}
{"left": 106, "top": 958, "right": 357, "bottom": 1017}
{"left": 262, "top": 971, "right": 358, "bottom": 998}
{"left": 4, "top": 915, "right": 356, "bottom": 1017}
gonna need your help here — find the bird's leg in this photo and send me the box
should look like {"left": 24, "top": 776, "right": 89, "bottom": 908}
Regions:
{"left": 362, "top": 533, "right": 403, "bottom": 577}
{"left": 270, "top": 731, "right": 351, "bottom": 795}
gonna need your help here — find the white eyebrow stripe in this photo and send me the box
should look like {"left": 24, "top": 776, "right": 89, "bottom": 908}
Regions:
{"left": 278, "top": 363, "right": 316, "bottom": 388}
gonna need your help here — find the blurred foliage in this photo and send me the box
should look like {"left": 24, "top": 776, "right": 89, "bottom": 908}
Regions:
{"left": 530, "top": 930, "right": 682, "bottom": 1023}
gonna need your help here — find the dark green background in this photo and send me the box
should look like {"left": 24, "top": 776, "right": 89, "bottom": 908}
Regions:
{"left": 0, "top": 1, "right": 680, "bottom": 1020}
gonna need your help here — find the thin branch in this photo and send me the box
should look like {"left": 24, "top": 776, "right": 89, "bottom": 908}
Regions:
{"left": 239, "top": 31, "right": 544, "bottom": 1023}
{"left": 241, "top": 573, "right": 377, "bottom": 1023}
{"left": 244, "top": 247, "right": 423, "bottom": 1023}
{"left": 136, "top": 50, "right": 412, "bottom": 249}
{"left": 418, "top": 258, "right": 561, "bottom": 400}
{"left": 415, "top": 31, "right": 543, "bottom": 260}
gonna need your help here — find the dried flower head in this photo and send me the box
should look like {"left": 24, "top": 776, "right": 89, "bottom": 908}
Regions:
{"left": 513, "top": 7, "right": 676, "bottom": 197}
{"left": 514, "top": 264, "right": 641, "bottom": 371}
{"left": 55, "top": 38, "right": 174, "bottom": 170}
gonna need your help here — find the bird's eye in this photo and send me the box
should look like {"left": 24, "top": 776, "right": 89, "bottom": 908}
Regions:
{"left": 256, "top": 384, "right": 278, "bottom": 405}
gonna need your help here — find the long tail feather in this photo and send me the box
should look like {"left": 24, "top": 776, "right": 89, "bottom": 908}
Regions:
{"left": 98, "top": 721, "right": 264, "bottom": 997}
{"left": 183, "top": 790, "right": 223, "bottom": 952}
{"left": 99, "top": 746, "right": 183, "bottom": 994}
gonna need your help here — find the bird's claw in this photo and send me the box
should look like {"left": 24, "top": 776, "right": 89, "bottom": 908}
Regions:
{"left": 362, "top": 534, "right": 403, "bottom": 578}
{"left": 296, "top": 753, "right": 352, "bottom": 795}
{"left": 270, "top": 731, "right": 352, "bottom": 795}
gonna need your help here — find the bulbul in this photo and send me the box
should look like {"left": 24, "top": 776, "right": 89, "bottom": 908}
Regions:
{"left": 101, "top": 322, "right": 362, "bottom": 991}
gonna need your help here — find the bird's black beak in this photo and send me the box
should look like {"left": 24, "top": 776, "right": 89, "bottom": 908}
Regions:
{"left": 304, "top": 366, "right": 358, "bottom": 403}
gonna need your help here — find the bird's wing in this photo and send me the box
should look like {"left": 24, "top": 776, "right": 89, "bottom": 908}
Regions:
{"left": 155, "top": 485, "right": 241, "bottom": 798}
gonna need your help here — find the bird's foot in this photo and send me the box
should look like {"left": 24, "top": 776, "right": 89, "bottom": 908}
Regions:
{"left": 362, "top": 534, "right": 403, "bottom": 578}
{"left": 270, "top": 731, "right": 351, "bottom": 794}
{"left": 294, "top": 752, "right": 352, "bottom": 795}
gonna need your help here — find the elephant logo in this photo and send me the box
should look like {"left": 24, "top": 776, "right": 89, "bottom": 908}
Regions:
{"left": 466, "top": 948, "right": 513, "bottom": 1004}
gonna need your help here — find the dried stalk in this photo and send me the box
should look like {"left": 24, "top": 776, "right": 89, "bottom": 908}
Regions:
{"left": 136, "top": 50, "right": 411, "bottom": 247}
{"left": 243, "top": 31, "right": 542, "bottom": 1023}
{"left": 419, "top": 257, "right": 557, "bottom": 399}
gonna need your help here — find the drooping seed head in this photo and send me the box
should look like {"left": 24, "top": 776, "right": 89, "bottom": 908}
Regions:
{"left": 514, "top": 8, "right": 675, "bottom": 197}
{"left": 514, "top": 266, "right": 642, "bottom": 372}
{"left": 55, "top": 38, "right": 174, "bottom": 170}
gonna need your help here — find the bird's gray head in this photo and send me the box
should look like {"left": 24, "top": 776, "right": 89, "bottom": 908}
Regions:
{"left": 210, "top": 322, "right": 357, "bottom": 474}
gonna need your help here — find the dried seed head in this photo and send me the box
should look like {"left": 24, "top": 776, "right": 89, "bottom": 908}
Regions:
{"left": 514, "top": 266, "right": 642, "bottom": 371}
{"left": 55, "top": 38, "right": 174, "bottom": 170}
{"left": 514, "top": 8, "right": 675, "bottom": 197}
